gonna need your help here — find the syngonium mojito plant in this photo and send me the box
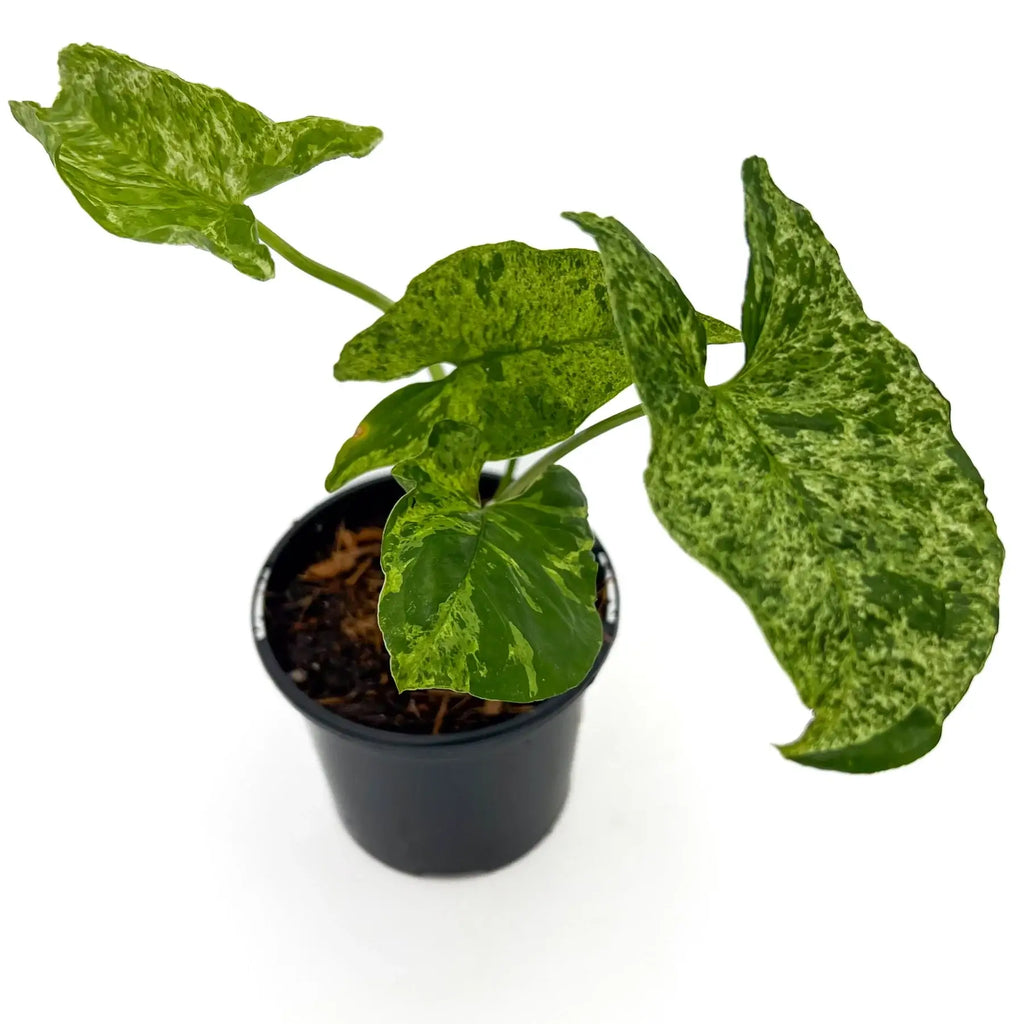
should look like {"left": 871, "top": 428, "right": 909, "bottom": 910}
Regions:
{"left": 13, "top": 44, "right": 1004, "bottom": 772}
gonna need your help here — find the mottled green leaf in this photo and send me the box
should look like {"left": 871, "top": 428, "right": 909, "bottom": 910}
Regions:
{"left": 329, "top": 242, "right": 739, "bottom": 486}
{"left": 335, "top": 242, "right": 629, "bottom": 458}
{"left": 325, "top": 381, "right": 445, "bottom": 491}
{"left": 10, "top": 44, "right": 381, "bottom": 279}
{"left": 378, "top": 420, "right": 603, "bottom": 701}
{"left": 566, "top": 157, "right": 1003, "bottom": 772}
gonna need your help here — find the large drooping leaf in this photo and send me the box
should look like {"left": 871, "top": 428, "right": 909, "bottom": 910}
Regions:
{"left": 378, "top": 420, "right": 604, "bottom": 701}
{"left": 328, "top": 242, "right": 740, "bottom": 489}
{"left": 10, "top": 44, "right": 381, "bottom": 279}
{"left": 566, "top": 158, "right": 1003, "bottom": 772}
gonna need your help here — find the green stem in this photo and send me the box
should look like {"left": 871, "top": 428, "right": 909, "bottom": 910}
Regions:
{"left": 500, "top": 404, "right": 646, "bottom": 501}
{"left": 256, "top": 220, "right": 395, "bottom": 313}
{"left": 256, "top": 220, "right": 445, "bottom": 380}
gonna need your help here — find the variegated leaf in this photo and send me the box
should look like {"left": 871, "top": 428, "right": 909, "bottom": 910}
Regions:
{"left": 325, "top": 380, "right": 445, "bottom": 491}
{"left": 378, "top": 420, "right": 603, "bottom": 701}
{"left": 566, "top": 157, "right": 1003, "bottom": 772}
{"left": 329, "top": 242, "right": 739, "bottom": 488}
{"left": 10, "top": 44, "right": 381, "bottom": 279}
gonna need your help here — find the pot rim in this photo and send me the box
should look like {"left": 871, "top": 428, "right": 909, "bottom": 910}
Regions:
{"left": 251, "top": 471, "right": 619, "bottom": 749}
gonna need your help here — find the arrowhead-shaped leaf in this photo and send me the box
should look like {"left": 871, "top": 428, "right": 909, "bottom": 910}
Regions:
{"left": 378, "top": 420, "right": 604, "bottom": 701}
{"left": 328, "top": 242, "right": 739, "bottom": 488}
{"left": 566, "top": 158, "right": 1003, "bottom": 772}
{"left": 10, "top": 44, "right": 381, "bottom": 279}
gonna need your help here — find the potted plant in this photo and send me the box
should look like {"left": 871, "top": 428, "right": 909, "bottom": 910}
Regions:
{"left": 12, "top": 44, "right": 1004, "bottom": 874}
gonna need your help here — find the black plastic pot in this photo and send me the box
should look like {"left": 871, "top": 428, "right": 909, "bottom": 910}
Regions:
{"left": 251, "top": 472, "right": 619, "bottom": 876}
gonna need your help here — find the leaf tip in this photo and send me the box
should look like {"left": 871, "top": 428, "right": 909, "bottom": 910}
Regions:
{"left": 362, "top": 125, "right": 384, "bottom": 154}
{"left": 243, "top": 249, "right": 276, "bottom": 281}
{"left": 741, "top": 154, "right": 770, "bottom": 180}
{"left": 562, "top": 210, "right": 600, "bottom": 233}
{"left": 777, "top": 706, "right": 943, "bottom": 774}
{"left": 8, "top": 98, "right": 38, "bottom": 130}
{"left": 333, "top": 349, "right": 360, "bottom": 381}
{"left": 562, "top": 211, "right": 637, "bottom": 253}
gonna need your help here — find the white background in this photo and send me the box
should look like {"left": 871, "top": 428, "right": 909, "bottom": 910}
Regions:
{"left": 2, "top": 3, "right": 1021, "bottom": 1021}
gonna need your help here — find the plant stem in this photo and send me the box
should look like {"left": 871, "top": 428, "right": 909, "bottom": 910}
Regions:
{"left": 256, "top": 220, "right": 446, "bottom": 380}
{"left": 500, "top": 404, "right": 646, "bottom": 501}
{"left": 256, "top": 220, "right": 395, "bottom": 313}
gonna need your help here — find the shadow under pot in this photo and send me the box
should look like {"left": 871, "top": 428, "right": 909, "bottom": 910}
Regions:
{"left": 251, "top": 471, "right": 619, "bottom": 876}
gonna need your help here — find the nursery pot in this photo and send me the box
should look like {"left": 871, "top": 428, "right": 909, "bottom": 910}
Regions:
{"left": 251, "top": 472, "right": 619, "bottom": 875}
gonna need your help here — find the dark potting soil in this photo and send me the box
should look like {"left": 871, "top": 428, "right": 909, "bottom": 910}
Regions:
{"left": 264, "top": 519, "right": 607, "bottom": 736}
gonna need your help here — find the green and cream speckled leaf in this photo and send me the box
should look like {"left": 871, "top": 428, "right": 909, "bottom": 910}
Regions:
{"left": 325, "top": 380, "right": 446, "bottom": 491}
{"left": 378, "top": 420, "right": 603, "bottom": 701}
{"left": 10, "top": 44, "right": 381, "bottom": 279}
{"left": 566, "top": 157, "right": 1003, "bottom": 772}
{"left": 329, "top": 242, "right": 739, "bottom": 486}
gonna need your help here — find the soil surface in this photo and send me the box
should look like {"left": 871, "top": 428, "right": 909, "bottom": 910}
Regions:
{"left": 264, "top": 519, "right": 608, "bottom": 736}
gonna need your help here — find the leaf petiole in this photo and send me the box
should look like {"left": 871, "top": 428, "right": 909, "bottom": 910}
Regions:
{"left": 256, "top": 220, "right": 446, "bottom": 380}
{"left": 500, "top": 404, "right": 645, "bottom": 501}
{"left": 255, "top": 220, "right": 396, "bottom": 313}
